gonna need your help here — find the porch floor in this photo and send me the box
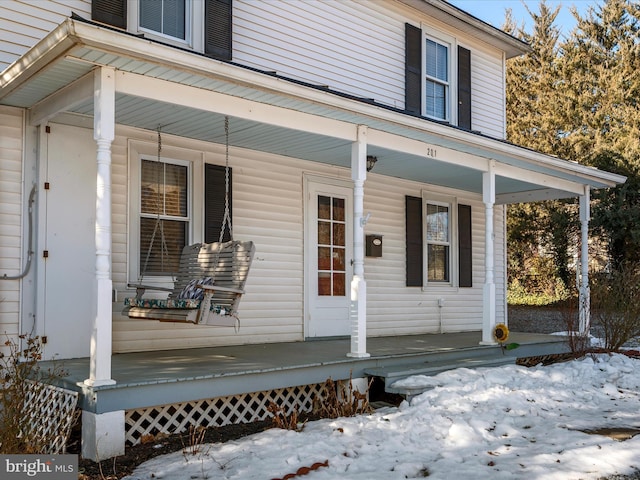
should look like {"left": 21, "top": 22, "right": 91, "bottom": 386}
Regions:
{"left": 50, "top": 331, "right": 569, "bottom": 414}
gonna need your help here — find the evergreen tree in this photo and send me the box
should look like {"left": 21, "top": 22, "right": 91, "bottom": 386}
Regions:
{"left": 505, "top": 0, "right": 640, "bottom": 285}
{"left": 505, "top": 1, "right": 578, "bottom": 288}
{"left": 561, "top": 0, "right": 640, "bottom": 267}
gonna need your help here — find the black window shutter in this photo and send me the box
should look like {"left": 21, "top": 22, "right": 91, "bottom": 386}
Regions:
{"left": 458, "top": 204, "right": 472, "bottom": 287}
{"left": 205, "top": 164, "right": 232, "bottom": 243}
{"left": 405, "top": 196, "right": 423, "bottom": 287}
{"left": 457, "top": 46, "right": 472, "bottom": 130}
{"left": 205, "top": 0, "right": 233, "bottom": 60}
{"left": 92, "top": 0, "right": 127, "bottom": 29}
{"left": 405, "top": 23, "right": 422, "bottom": 115}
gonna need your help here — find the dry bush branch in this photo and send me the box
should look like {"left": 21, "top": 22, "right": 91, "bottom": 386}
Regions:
{"left": 591, "top": 263, "right": 640, "bottom": 351}
{"left": 0, "top": 333, "right": 76, "bottom": 454}
{"left": 560, "top": 295, "right": 590, "bottom": 355}
{"left": 181, "top": 425, "right": 209, "bottom": 459}
{"left": 313, "top": 373, "right": 373, "bottom": 419}
{"left": 268, "top": 402, "right": 305, "bottom": 431}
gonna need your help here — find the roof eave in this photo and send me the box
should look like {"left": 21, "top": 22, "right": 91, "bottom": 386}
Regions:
{"left": 0, "top": 19, "right": 79, "bottom": 101}
{"left": 397, "top": 0, "right": 531, "bottom": 58}
{"left": 1, "top": 19, "right": 621, "bottom": 191}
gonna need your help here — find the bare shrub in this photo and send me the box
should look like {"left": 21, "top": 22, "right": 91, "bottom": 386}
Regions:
{"left": 181, "top": 425, "right": 209, "bottom": 459}
{"left": 0, "top": 333, "right": 76, "bottom": 454}
{"left": 591, "top": 263, "right": 640, "bottom": 351}
{"left": 560, "top": 293, "right": 591, "bottom": 355}
{"left": 313, "top": 375, "right": 373, "bottom": 419}
{"left": 268, "top": 402, "right": 305, "bottom": 431}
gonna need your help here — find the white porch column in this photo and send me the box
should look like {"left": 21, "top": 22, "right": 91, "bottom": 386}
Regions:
{"left": 83, "top": 66, "right": 123, "bottom": 462}
{"left": 347, "top": 125, "right": 370, "bottom": 358}
{"left": 481, "top": 163, "right": 497, "bottom": 344}
{"left": 86, "top": 66, "right": 116, "bottom": 387}
{"left": 579, "top": 186, "right": 591, "bottom": 335}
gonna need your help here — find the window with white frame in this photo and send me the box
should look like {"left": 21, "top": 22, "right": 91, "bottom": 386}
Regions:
{"left": 425, "top": 201, "right": 451, "bottom": 282}
{"left": 139, "top": 158, "right": 190, "bottom": 276}
{"left": 425, "top": 37, "right": 450, "bottom": 121}
{"left": 405, "top": 24, "right": 471, "bottom": 128}
{"left": 92, "top": 0, "right": 232, "bottom": 60}
{"left": 128, "top": 141, "right": 232, "bottom": 284}
{"left": 406, "top": 194, "right": 472, "bottom": 288}
{"left": 139, "top": 0, "right": 190, "bottom": 43}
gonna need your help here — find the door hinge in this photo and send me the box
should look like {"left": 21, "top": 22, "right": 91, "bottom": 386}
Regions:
{"left": 41, "top": 336, "right": 48, "bottom": 344}
{"left": 43, "top": 250, "right": 49, "bottom": 258}
{"left": 44, "top": 182, "right": 50, "bottom": 190}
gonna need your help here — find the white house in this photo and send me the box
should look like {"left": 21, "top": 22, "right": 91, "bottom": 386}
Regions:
{"left": 0, "top": 0, "right": 624, "bottom": 461}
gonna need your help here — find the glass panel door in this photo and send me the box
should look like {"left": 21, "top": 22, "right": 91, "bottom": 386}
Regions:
{"left": 305, "top": 178, "right": 353, "bottom": 338}
{"left": 317, "top": 195, "right": 346, "bottom": 297}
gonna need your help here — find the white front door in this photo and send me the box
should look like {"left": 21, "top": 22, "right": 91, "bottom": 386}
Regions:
{"left": 305, "top": 177, "right": 353, "bottom": 338}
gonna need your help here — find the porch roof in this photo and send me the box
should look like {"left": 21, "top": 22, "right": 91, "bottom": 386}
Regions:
{"left": 0, "top": 17, "right": 625, "bottom": 202}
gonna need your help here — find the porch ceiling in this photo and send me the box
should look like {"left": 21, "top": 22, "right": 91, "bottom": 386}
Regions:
{"left": 0, "top": 17, "right": 625, "bottom": 202}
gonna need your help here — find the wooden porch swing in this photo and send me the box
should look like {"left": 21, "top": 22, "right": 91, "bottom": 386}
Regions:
{"left": 123, "top": 117, "right": 255, "bottom": 328}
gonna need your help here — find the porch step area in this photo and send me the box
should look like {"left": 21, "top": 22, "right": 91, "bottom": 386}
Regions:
{"left": 365, "top": 350, "right": 515, "bottom": 399}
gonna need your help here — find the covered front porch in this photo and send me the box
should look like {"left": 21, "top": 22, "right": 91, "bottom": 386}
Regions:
{"left": 0, "top": 15, "right": 625, "bottom": 461}
{"left": 46, "top": 331, "right": 569, "bottom": 449}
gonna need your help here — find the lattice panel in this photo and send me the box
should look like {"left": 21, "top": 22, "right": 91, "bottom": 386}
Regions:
{"left": 24, "top": 380, "right": 79, "bottom": 454}
{"left": 125, "top": 382, "right": 326, "bottom": 445}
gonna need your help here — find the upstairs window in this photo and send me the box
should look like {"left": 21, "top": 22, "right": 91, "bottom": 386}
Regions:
{"left": 425, "top": 39, "right": 449, "bottom": 121}
{"left": 139, "top": 0, "right": 188, "bottom": 41}
{"left": 92, "top": 0, "right": 232, "bottom": 60}
{"left": 405, "top": 23, "right": 472, "bottom": 129}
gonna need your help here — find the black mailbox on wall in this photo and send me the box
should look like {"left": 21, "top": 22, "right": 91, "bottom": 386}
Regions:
{"left": 366, "top": 234, "right": 383, "bottom": 257}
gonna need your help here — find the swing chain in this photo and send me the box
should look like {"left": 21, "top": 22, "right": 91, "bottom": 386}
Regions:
{"left": 140, "top": 125, "right": 170, "bottom": 281}
{"left": 219, "top": 116, "right": 233, "bottom": 243}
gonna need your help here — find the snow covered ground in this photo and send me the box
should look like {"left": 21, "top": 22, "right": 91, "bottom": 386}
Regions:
{"left": 122, "top": 353, "right": 640, "bottom": 480}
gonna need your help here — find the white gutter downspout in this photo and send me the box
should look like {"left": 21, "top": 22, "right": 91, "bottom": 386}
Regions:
{"left": 481, "top": 161, "right": 497, "bottom": 344}
{"left": 579, "top": 186, "right": 591, "bottom": 335}
{"left": 348, "top": 125, "right": 370, "bottom": 358}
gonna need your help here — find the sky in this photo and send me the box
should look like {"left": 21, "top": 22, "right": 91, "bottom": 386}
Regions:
{"left": 120, "top": 351, "right": 640, "bottom": 480}
{"left": 449, "top": 0, "right": 599, "bottom": 36}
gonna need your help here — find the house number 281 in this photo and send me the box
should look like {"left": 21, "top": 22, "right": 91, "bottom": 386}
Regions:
{"left": 425, "top": 147, "right": 437, "bottom": 158}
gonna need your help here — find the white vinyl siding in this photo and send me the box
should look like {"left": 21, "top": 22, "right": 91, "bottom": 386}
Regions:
{"left": 1, "top": 0, "right": 507, "bottom": 139}
{"left": 85, "top": 123, "right": 507, "bottom": 353}
{"left": 112, "top": 125, "right": 309, "bottom": 352}
{"left": 234, "top": 0, "right": 506, "bottom": 138}
{"left": 233, "top": 0, "right": 405, "bottom": 109}
{"left": 0, "top": 106, "right": 24, "bottom": 350}
{"left": 0, "top": 1, "right": 91, "bottom": 71}
{"left": 469, "top": 44, "right": 506, "bottom": 138}
{"left": 363, "top": 176, "right": 493, "bottom": 336}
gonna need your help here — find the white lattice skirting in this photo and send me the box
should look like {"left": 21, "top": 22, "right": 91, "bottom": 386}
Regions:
{"left": 25, "top": 380, "right": 79, "bottom": 454}
{"left": 125, "top": 382, "right": 327, "bottom": 445}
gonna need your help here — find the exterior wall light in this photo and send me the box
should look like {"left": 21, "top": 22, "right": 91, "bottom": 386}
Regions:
{"left": 366, "top": 155, "right": 377, "bottom": 172}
